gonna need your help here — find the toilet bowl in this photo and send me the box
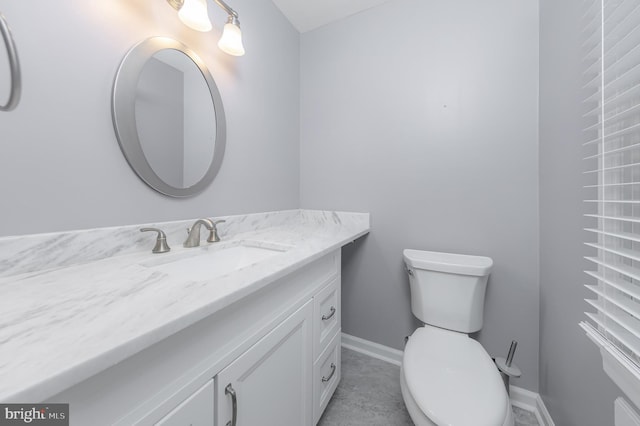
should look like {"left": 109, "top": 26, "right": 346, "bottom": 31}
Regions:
{"left": 401, "top": 249, "right": 514, "bottom": 426}
{"left": 401, "top": 326, "right": 514, "bottom": 426}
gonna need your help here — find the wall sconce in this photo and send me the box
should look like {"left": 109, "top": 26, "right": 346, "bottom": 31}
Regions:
{"left": 166, "top": 0, "right": 245, "bottom": 56}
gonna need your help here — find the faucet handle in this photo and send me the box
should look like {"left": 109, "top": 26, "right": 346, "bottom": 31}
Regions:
{"left": 140, "top": 228, "right": 171, "bottom": 254}
{"left": 207, "top": 219, "right": 226, "bottom": 243}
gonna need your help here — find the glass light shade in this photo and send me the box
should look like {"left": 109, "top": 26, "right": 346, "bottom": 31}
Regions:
{"left": 218, "top": 22, "right": 245, "bottom": 56}
{"left": 178, "top": 0, "right": 212, "bottom": 32}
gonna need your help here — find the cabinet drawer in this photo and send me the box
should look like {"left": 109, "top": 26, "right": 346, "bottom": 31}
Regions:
{"left": 155, "top": 379, "right": 214, "bottom": 426}
{"left": 313, "top": 331, "right": 341, "bottom": 425}
{"left": 313, "top": 279, "right": 340, "bottom": 361}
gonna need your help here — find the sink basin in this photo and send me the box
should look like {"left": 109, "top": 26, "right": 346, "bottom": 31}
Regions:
{"left": 141, "top": 240, "right": 292, "bottom": 282}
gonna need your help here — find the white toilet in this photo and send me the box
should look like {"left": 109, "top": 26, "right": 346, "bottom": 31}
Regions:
{"left": 401, "top": 249, "right": 514, "bottom": 426}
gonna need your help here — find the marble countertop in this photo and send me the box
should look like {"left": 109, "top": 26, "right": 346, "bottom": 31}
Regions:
{"left": 0, "top": 210, "right": 369, "bottom": 403}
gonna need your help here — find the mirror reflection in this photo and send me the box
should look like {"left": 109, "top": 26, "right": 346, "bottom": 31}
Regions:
{"left": 135, "top": 49, "right": 216, "bottom": 189}
{"left": 112, "top": 37, "right": 226, "bottom": 198}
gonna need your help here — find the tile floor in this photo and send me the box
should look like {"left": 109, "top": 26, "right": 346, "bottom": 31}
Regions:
{"left": 318, "top": 347, "right": 539, "bottom": 426}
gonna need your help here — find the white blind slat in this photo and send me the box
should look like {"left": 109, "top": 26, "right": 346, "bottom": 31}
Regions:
{"left": 603, "top": 81, "right": 640, "bottom": 111}
{"left": 583, "top": 141, "right": 640, "bottom": 159}
{"left": 583, "top": 136, "right": 602, "bottom": 146}
{"left": 584, "top": 228, "right": 640, "bottom": 245}
{"left": 603, "top": 63, "right": 640, "bottom": 98}
{"left": 585, "top": 311, "right": 640, "bottom": 358}
{"left": 602, "top": 122, "right": 640, "bottom": 141}
{"left": 603, "top": 1, "right": 640, "bottom": 38}
{"left": 586, "top": 299, "right": 640, "bottom": 341}
{"left": 584, "top": 182, "right": 640, "bottom": 188}
{"left": 584, "top": 200, "right": 640, "bottom": 203}
{"left": 603, "top": 40, "right": 640, "bottom": 83}
{"left": 584, "top": 88, "right": 602, "bottom": 104}
{"left": 603, "top": 1, "right": 640, "bottom": 40}
{"left": 584, "top": 214, "right": 640, "bottom": 224}
{"left": 583, "top": 103, "right": 601, "bottom": 117}
{"left": 583, "top": 0, "right": 640, "bottom": 379}
{"left": 584, "top": 73, "right": 602, "bottom": 89}
{"left": 585, "top": 242, "right": 640, "bottom": 261}
{"left": 603, "top": 14, "right": 640, "bottom": 64}
{"left": 585, "top": 257, "right": 640, "bottom": 288}
{"left": 584, "top": 162, "right": 640, "bottom": 174}
{"left": 603, "top": 104, "right": 640, "bottom": 128}
{"left": 585, "top": 272, "right": 640, "bottom": 303}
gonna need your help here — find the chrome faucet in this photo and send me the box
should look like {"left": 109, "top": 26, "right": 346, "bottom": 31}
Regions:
{"left": 140, "top": 228, "right": 171, "bottom": 253}
{"left": 208, "top": 219, "right": 226, "bottom": 242}
{"left": 184, "top": 219, "right": 215, "bottom": 248}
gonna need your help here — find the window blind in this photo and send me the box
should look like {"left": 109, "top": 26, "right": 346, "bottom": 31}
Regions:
{"left": 581, "top": 0, "right": 640, "bottom": 383}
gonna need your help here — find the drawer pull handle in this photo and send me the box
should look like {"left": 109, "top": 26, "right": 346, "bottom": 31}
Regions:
{"left": 225, "top": 384, "right": 237, "bottom": 426}
{"left": 322, "top": 306, "right": 336, "bottom": 321}
{"left": 322, "top": 363, "right": 337, "bottom": 383}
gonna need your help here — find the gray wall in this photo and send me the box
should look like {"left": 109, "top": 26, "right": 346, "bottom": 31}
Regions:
{"left": 539, "top": 0, "right": 621, "bottom": 424}
{"left": 0, "top": 0, "right": 300, "bottom": 236}
{"left": 300, "top": 0, "right": 540, "bottom": 390}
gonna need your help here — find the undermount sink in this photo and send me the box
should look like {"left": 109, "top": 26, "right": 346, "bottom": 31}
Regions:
{"left": 140, "top": 240, "right": 293, "bottom": 282}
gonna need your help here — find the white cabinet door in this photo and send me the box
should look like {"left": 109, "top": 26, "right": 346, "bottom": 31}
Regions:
{"left": 155, "top": 380, "right": 214, "bottom": 426}
{"left": 216, "top": 300, "right": 314, "bottom": 426}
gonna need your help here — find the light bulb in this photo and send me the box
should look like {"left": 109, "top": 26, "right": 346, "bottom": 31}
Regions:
{"left": 178, "top": 0, "right": 212, "bottom": 32}
{"left": 218, "top": 21, "right": 245, "bottom": 56}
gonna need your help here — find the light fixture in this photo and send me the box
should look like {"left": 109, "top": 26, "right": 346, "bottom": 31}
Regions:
{"left": 167, "top": 0, "right": 245, "bottom": 56}
{"left": 177, "top": 0, "right": 212, "bottom": 32}
{"left": 218, "top": 15, "right": 245, "bottom": 56}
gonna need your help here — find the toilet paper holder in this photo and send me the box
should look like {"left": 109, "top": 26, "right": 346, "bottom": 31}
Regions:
{"left": 494, "top": 340, "right": 521, "bottom": 396}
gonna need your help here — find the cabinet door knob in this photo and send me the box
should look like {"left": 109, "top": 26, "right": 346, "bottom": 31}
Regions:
{"left": 322, "top": 306, "right": 336, "bottom": 321}
{"left": 225, "top": 383, "right": 237, "bottom": 426}
{"left": 322, "top": 363, "right": 337, "bottom": 383}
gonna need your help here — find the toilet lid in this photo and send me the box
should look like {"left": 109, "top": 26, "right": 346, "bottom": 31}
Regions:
{"left": 403, "top": 326, "right": 508, "bottom": 426}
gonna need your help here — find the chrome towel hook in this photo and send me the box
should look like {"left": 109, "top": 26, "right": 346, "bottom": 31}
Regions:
{"left": 0, "top": 13, "right": 21, "bottom": 111}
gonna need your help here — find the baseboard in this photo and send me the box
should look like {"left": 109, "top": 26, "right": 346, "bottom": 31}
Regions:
{"left": 536, "top": 393, "right": 556, "bottom": 426}
{"left": 341, "top": 332, "right": 555, "bottom": 426}
{"left": 341, "top": 332, "right": 403, "bottom": 366}
{"left": 509, "top": 386, "right": 555, "bottom": 426}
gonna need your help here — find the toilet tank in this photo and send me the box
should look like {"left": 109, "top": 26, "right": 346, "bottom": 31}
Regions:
{"left": 403, "top": 249, "right": 493, "bottom": 333}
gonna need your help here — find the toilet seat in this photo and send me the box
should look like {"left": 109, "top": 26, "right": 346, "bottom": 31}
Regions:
{"left": 402, "top": 326, "right": 511, "bottom": 426}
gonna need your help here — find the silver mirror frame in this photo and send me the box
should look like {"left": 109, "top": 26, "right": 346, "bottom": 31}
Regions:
{"left": 0, "top": 13, "right": 21, "bottom": 112}
{"left": 112, "top": 37, "right": 226, "bottom": 198}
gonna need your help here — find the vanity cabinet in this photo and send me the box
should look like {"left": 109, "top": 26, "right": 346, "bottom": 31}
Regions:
{"left": 216, "top": 301, "right": 313, "bottom": 426}
{"left": 154, "top": 380, "right": 214, "bottom": 426}
{"left": 50, "top": 251, "right": 342, "bottom": 426}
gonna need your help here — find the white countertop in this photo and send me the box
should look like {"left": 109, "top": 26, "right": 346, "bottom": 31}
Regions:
{"left": 0, "top": 210, "right": 369, "bottom": 402}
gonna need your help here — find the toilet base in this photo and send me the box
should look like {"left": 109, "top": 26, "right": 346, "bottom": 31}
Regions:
{"left": 400, "top": 365, "right": 514, "bottom": 426}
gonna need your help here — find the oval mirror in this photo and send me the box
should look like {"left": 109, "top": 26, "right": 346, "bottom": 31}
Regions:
{"left": 112, "top": 37, "right": 226, "bottom": 197}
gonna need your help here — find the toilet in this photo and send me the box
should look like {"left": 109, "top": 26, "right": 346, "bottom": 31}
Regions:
{"left": 401, "top": 249, "right": 514, "bottom": 426}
